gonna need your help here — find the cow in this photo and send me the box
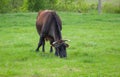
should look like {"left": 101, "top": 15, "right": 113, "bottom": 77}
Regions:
{"left": 35, "top": 10, "right": 69, "bottom": 58}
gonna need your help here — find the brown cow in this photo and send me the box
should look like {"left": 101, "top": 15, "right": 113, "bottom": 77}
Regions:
{"left": 35, "top": 10, "right": 69, "bottom": 58}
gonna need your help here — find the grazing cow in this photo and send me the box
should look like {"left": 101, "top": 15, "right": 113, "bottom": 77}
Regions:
{"left": 35, "top": 10, "right": 69, "bottom": 58}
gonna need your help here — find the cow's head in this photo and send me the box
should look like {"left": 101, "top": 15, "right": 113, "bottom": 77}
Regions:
{"left": 52, "top": 40, "right": 69, "bottom": 58}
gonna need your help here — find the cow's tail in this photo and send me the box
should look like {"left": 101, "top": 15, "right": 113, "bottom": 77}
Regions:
{"left": 52, "top": 12, "right": 62, "bottom": 39}
{"left": 52, "top": 12, "right": 62, "bottom": 30}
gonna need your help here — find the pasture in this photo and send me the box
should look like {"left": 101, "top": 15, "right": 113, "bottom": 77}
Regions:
{"left": 0, "top": 12, "right": 120, "bottom": 77}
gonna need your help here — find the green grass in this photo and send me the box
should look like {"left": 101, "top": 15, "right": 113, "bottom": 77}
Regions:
{"left": 0, "top": 12, "right": 120, "bottom": 77}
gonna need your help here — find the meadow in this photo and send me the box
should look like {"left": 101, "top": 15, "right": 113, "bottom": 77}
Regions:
{"left": 0, "top": 12, "right": 120, "bottom": 77}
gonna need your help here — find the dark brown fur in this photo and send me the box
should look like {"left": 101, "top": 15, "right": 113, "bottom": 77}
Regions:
{"left": 35, "top": 10, "right": 68, "bottom": 58}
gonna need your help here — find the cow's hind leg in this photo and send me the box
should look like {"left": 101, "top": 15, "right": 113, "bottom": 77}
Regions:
{"left": 36, "top": 36, "right": 44, "bottom": 52}
{"left": 42, "top": 38, "right": 45, "bottom": 52}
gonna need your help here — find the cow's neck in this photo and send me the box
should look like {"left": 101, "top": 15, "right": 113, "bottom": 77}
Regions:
{"left": 54, "top": 36, "right": 62, "bottom": 41}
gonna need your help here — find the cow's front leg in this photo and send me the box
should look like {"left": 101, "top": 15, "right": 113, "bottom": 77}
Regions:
{"left": 50, "top": 46, "right": 53, "bottom": 53}
{"left": 55, "top": 48, "right": 59, "bottom": 56}
{"left": 50, "top": 41, "right": 54, "bottom": 53}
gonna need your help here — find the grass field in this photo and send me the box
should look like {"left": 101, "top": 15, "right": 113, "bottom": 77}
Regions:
{"left": 0, "top": 12, "right": 120, "bottom": 77}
